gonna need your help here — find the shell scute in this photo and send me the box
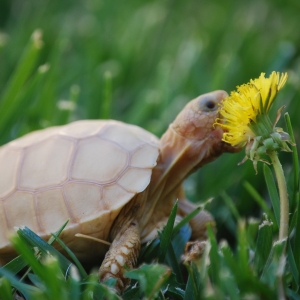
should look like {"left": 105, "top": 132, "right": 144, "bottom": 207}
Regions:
{"left": 3, "top": 192, "right": 39, "bottom": 233}
{"left": 8, "top": 127, "right": 59, "bottom": 148}
{"left": 130, "top": 144, "right": 159, "bottom": 168}
{"left": 0, "top": 204, "right": 8, "bottom": 249}
{"left": 118, "top": 168, "right": 152, "bottom": 193}
{"left": 19, "top": 137, "right": 75, "bottom": 190}
{"left": 102, "top": 184, "right": 134, "bottom": 211}
{"left": 59, "top": 120, "right": 107, "bottom": 139}
{"left": 76, "top": 209, "right": 112, "bottom": 239}
{"left": 101, "top": 123, "right": 147, "bottom": 151}
{"left": 35, "top": 189, "right": 72, "bottom": 233}
{"left": 0, "top": 147, "right": 21, "bottom": 198}
{"left": 63, "top": 182, "right": 103, "bottom": 222}
{"left": 71, "top": 137, "right": 128, "bottom": 183}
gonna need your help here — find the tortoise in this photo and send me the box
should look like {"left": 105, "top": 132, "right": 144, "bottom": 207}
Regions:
{"left": 0, "top": 90, "right": 236, "bottom": 293}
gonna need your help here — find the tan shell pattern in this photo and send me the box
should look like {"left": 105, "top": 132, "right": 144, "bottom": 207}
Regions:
{"left": 0, "top": 120, "right": 159, "bottom": 257}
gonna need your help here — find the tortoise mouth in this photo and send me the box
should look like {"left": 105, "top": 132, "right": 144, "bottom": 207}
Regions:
{"left": 219, "top": 140, "right": 242, "bottom": 153}
{"left": 213, "top": 124, "right": 242, "bottom": 153}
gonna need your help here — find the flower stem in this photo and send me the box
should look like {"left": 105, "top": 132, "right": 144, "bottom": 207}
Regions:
{"left": 269, "top": 150, "right": 289, "bottom": 240}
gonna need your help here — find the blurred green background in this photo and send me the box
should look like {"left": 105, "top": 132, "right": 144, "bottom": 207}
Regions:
{"left": 0, "top": 0, "right": 299, "bottom": 242}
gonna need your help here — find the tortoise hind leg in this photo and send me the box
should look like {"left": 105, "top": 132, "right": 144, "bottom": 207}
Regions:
{"left": 99, "top": 220, "right": 140, "bottom": 294}
{"left": 177, "top": 187, "right": 216, "bottom": 263}
{"left": 178, "top": 198, "right": 216, "bottom": 241}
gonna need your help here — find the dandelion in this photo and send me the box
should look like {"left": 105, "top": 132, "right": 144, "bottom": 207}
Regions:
{"left": 215, "top": 71, "right": 292, "bottom": 241}
{"left": 216, "top": 72, "right": 288, "bottom": 148}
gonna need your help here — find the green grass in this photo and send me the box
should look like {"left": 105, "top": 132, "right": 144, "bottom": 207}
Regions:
{"left": 0, "top": 0, "right": 300, "bottom": 299}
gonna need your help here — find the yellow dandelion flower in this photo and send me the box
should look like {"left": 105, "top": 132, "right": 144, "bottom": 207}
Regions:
{"left": 215, "top": 71, "right": 288, "bottom": 147}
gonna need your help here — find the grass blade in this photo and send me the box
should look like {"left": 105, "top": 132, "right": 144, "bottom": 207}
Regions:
{"left": 184, "top": 262, "right": 201, "bottom": 300}
{"left": 219, "top": 267, "right": 239, "bottom": 300}
{"left": 237, "top": 220, "right": 249, "bottom": 276}
{"left": 165, "top": 243, "right": 184, "bottom": 284}
{"left": 220, "top": 241, "right": 240, "bottom": 280}
{"left": 0, "top": 30, "right": 43, "bottom": 134}
{"left": 0, "top": 276, "right": 13, "bottom": 299}
{"left": 254, "top": 219, "right": 273, "bottom": 273}
{"left": 246, "top": 217, "right": 260, "bottom": 247}
{"left": 285, "top": 113, "right": 300, "bottom": 284}
{"left": 287, "top": 240, "right": 299, "bottom": 289}
{"left": 284, "top": 112, "right": 299, "bottom": 209}
{"left": 125, "top": 264, "right": 171, "bottom": 299}
{"left": 261, "top": 239, "right": 286, "bottom": 283}
{"left": 171, "top": 223, "right": 191, "bottom": 261}
{"left": 9, "top": 233, "right": 50, "bottom": 286}
{"left": 207, "top": 225, "right": 221, "bottom": 285}
{"left": 161, "top": 272, "right": 185, "bottom": 299}
{"left": 39, "top": 256, "right": 69, "bottom": 299}
{"left": 3, "top": 220, "right": 69, "bottom": 277}
{"left": 158, "top": 201, "right": 178, "bottom": 263}
{"left": 263, "top": 164, "right": 280, "bottom": 227}
{"left": 51, "top": 233, "right": 88, "bottom": 279}
{"left": 2, "top": 256, "right": 27, "bottom": 276}
{"left": 220, "top": 191, "right": 240, "bottom": 221}
{"left": 172, "top": 205, "right": 202, "bottom": 236}
{"left": 56, "top": 84, "right": 80, "bottom": 125}
{"left": 16, "top": 226, "right": 72, "bottom": 273}
{"left": 173, "top": 198, "right": 213, "bottom": 236}
{"left": 81, "top": 273, "right": 121, "bottom": 300}
{"left": 0, "top": 267, "right": 39, "bottom": 299}
{"left": 138, "top": 239, "right": 160, "bottom": 263}
{"left": 244, "top": 181, "right": 277, "bottom": 227}
{"left": 100, "top": 71, "right": 112, "bottom": 119}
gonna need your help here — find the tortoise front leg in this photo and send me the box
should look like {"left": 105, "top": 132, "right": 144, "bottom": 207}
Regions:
{"left": 99, "top": 220, "right": 140, "bottom": 294}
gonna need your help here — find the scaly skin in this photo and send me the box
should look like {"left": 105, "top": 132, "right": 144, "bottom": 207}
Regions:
{"left": 99, "top": 91, "right": 239, "bottom": 294}
{"left": 99, "top": 220, "right": 140, "bottom": 294}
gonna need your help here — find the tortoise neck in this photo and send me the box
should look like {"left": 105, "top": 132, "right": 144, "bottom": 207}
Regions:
{"left": 139, "top": 123, "right": 224, "bottom": 237}
{"left": 149, "top": 124, "right": 210, "bottom": 200}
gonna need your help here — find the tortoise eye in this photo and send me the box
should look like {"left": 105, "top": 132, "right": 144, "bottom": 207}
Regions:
{"left": 205, "top": 101, "right": 216, "bottom": 110}
{"left": 198, "top": 97, "right": 218, "bottom": 112}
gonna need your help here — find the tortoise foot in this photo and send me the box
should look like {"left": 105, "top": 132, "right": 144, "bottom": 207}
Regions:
{"left": 181, "top": 240, "right": 207, "bottom": 264}
{"left": 99, "top": 221, "right": 140, "bottom": 294}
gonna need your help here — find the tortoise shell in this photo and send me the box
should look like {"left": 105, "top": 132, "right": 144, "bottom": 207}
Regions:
{"left": 0, "top": 120, "right": 159, "bottom": 260}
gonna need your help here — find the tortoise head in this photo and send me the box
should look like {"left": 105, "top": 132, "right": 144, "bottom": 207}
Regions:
{"left": 171, "top": 90, "right": 239, "bottom": 167}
